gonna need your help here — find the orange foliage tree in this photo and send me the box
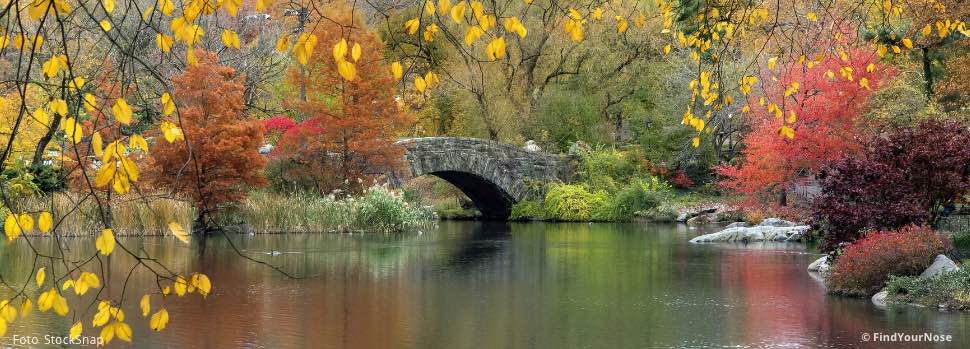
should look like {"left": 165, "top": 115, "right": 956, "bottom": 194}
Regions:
{"left": 717, "top": 49, "right": 895, "bottom": 208}
{"left": 271, "top": 5, "right": 413, "bottom": 195}
{"left": 150, "top": 51, "right": 266, "bottom": 229}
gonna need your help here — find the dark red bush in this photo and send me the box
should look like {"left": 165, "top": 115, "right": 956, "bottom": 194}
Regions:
{"left": 813, "top": 120, "right": 970, "bottom": 251}
{"left": 669, "top": 169, "right": 694, "bottom": 189}
{"left": 826, "top": 225, "right": 951, "bottom": 297}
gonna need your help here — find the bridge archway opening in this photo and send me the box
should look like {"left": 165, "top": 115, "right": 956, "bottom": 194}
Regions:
{"left": 425, "top": 171, "right": 515, "bottom": 220}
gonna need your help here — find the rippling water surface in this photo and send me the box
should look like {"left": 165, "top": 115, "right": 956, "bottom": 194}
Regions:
{"left": 2, "top": 221, "right": 968, "bottom": 348}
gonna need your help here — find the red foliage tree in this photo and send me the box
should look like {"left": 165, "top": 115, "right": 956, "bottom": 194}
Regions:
{"left": 261, "top": 115, "right": 296, "bottom": 143}
{"left": 150, "top": 51, "right": 267, "bottom": 229}
{"left": 813, "top": 120, "right": 970, "bottom": 250}
{"left": 271, "top": 5, "right": 412, "bottom": 195}
{"left": 717, "top": 50, "right": 894, "bottom": 208}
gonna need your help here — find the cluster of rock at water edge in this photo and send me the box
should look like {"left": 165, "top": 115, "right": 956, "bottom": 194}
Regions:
{"left": 870, "top": 254, "right": 962, "bottom": 308}
{"left": 688, "top": 218, "right": 810, "bottom": 243}
{"left": 675, "top": 204, "right": 743, "bottom": 226}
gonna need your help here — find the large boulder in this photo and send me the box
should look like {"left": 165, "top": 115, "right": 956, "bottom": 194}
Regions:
{"left": 919, "top": 254, "right": 961, "bottom": 279}
{"left": 807, "top": 256, "right": 831, "bottom": 273}
{"left": 689, "top": 224, "right": 810, "bottom": 243}
{"left": 677, "top": 206, "right": 719, "bottom": 222}
{"left": 872, "top": 289, "right": 888, "bottom": 308}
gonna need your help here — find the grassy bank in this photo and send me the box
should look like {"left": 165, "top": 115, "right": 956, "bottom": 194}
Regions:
{"left": 6, "top": 186, "right": 437, "bottom": 236}
{"left": 10, "top": 193, "right": 195, "bottom": 236}
{"left": 232, "top": 187, "right": 437, "bottom": 233}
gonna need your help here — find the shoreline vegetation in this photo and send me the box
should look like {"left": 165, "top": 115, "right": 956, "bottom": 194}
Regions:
{"left": 5, "top": 186, "right": 437, "bottom": 236}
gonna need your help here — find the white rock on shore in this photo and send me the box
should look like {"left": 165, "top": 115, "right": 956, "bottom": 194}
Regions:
{"left": 807, "top": 256, "right": 830, "bottom": 273}
{"left": 871, "top": 289, "right": 888, "bottom": 308}
{"left": 919, "top": 254, "right": 961, "bottom": 279}
{"left": 870, "top": 255, "right": 961, "bottom": 308}
{"left": 689, "top": 218, "right": 809, "bottom": 243}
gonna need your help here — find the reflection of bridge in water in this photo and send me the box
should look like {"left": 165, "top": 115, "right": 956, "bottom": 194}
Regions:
{"left": 392, "top": 137, "right": 577, "bottom": 220}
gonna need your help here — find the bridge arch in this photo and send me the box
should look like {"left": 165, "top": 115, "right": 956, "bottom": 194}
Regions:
{"left": 394, "top": 137, "right": 575, "bottom": 219}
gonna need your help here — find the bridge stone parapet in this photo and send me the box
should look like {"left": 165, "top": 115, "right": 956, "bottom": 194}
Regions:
{"left": 394, "top": 137, "right": 577, "bottom": 219}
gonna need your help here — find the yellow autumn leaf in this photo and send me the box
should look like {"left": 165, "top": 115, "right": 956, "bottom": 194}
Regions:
{"left": 902, "top": 38, "right": 913, "bottom": 49}
{"left": 275, "top": 36, "right": 289, "bottom": 52}
{"left": 95, "top": 228, "right": 115, "bottom": 256}
{"left": 423, "top": 23, "right": 439, "bottom": 42}
{"left": 0, "top": 301, "right": 15, "bottom": 322}
{"left": 337, "top": 60, "right": 357, "bottom": 81}
{"left": 767, "top": 56, "right": 778, "bottom": 69}
{"left": 129, "top": 134, "right": 149, "bottom": 153}
{"left": 415, "top": 76, "right": 427, "bottom": 92}
{"left": 221, "top": 29, "right": 240, "bottom": 49}
{"left": 112, "top": 98, "right": 133, "bottom": 125}
{"left": 49, "top": 98, "right": 68, "bottom": 116}
{"left": 18, "top": 213, "right": 34, "bottom": 232}
{"left": 69, "top": 76, "right": 85, "bottom": 91}
{"left": 36, "top": 267, "right": 46, "bottom": 286}
{"left": 191, "top": 273, "right": 212, "bottom": 297}
{"left": 404, "top": 18, "right": 420, "bottom": 35}
{"left": 20, "top": 299, "right": 33, "bottom": 318}
{"left": 140, "top": 295, "right": 151, "bottom": 317}
{"left": 174, "top": 276, "right": 188, "bottom": 296}
{"left": 95, "top": 161, "right": 115, "bottom": 188}
{"left": 616, "top": 17, "right": 628, "bottom": 33}
{"left": 223, "top": 0, "right": 242, "bottom": 16}
{"left": 38, "top": 211, "right": 53, "bottom": 233}
{"left": 149, "top": 309, "right": 169, "bottom": 331}
{"left": 390, "top": 61, "right": 403, "bottom": 80}
{"left": 332, "top": 38, "right": 348, "bottom": 62}
{"left": 70, "top": 322, "right": 82, "bottom": 340}
{"left": 161, "top": 92, "right": 175, "bottom": 116}
{"left": 169, "top": 222, "right": 190, "bottom": 243}
{"left": 186, "top": 46, "right": 199, "bottom": 66}
{"left": 464, "top": 26, "right": 484, "bottom": 45}
{"left": 4, "top": 214, "right": 21, "bottom": 241}
{"left": 84, "top": 93, "right": 97, "bottom": 112}
{"left": 351, "top": 42, "right": 361, "bottom": 62}
{"left": 256, "top": 0, "right": 270, "bottom": 11}
{"left": 92, "top": 305, "right": 110, "bottom": 327}
{"left": 160, "top": 121, "right": 184, "bottom": 143}
{"left": 100, "top": 20, "right": 112, "bottom": 31}
{"left": 450, "top": 1, "right": 466, "bottom": 24}
{"left": 485, "top": 37, "right": 506, "bottom": 61}
{"left": 102, "top": 0, "right": 115, "bottom": 13}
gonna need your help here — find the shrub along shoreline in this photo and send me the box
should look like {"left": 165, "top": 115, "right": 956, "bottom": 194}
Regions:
{"left": 4, "top": 186, "right": 437, "bottom": 236}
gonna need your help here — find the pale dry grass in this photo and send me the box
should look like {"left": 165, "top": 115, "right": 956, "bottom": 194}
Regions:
{"left": 14, "top": 192, "right": 195, "bottom": 236}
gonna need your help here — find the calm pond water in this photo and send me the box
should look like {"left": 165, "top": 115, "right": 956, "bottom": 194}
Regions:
{"left": 2, "top": 221, "right": 968, "bottom": 348}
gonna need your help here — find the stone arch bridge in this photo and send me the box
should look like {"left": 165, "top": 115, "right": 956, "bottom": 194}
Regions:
{"left": 392, "top": 137, "right": 577, "bottom": 219}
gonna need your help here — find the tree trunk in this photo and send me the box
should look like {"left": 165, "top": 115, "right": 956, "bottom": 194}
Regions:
{"left": 922, "top": 47, "right": 934, "bottom": 100}
{"left": 31, "top": 114, "right": 62, "bottom": 165}
{"left": 474, "top": 93, "right": 499, "bottom": 140}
